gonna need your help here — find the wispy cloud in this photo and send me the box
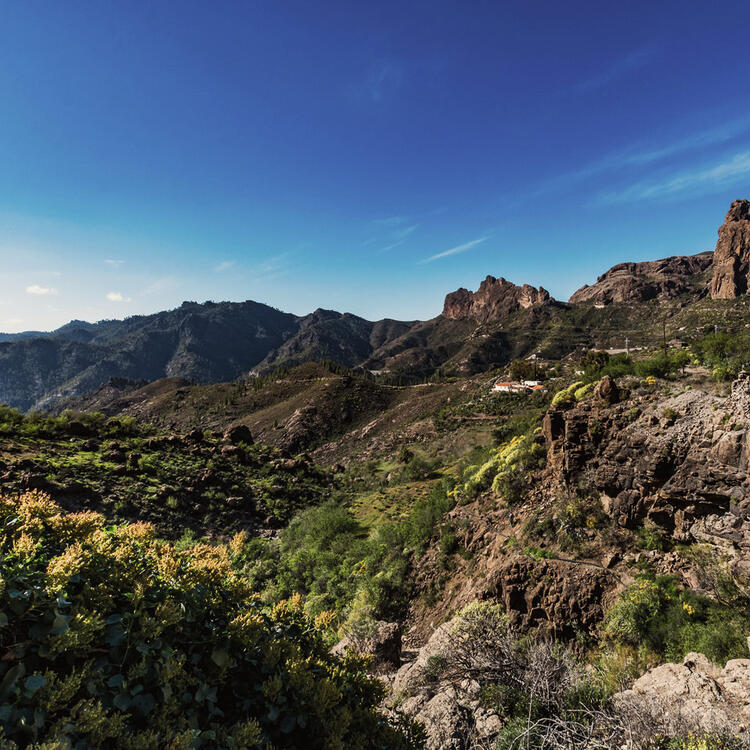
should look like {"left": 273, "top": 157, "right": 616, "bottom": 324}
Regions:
{"left": 516, "top": 114, "right": 750, "bottom": 207}
{"left": 214, "top": 261, "right": 235, "bottom": 272}
{"left": 350, "top": 60, "right": 404, "bottom": 105}
{"left": 421, "top": 236, "right": 489, "bottom": 264}
{"left": 601, "top": 150, "right": 750, "bottom": 204}
{"left": 365, "top": 216, "right": 419, "bottom": 253}
{"left": 248, "top": 253, "right": 293, "bottom": 282}
{"left": 26, "top": 284, "right": 57, "bottom": 295}
{"left": 142, "top": 276, "right": 180, "bottom": 296}
{"left": 105, "top": 259, "right": 124, "bottom": 268}
{"left": 106, "top": 291, "right": 132, "bottom": 302}
{"left": 367, "top": 60, "right": 403, "bottom": 102}
{"left": 572, "top": 47, "right": 654, "bottom": 94}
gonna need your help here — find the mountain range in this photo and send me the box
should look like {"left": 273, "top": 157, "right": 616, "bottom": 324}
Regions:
{"left": 2, "top": 199, "right": 750, "bottom": 411}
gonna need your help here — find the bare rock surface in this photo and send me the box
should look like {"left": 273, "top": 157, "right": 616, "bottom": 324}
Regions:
{"left": 391, "top": 620, "right": 502, "bottom": 750}
{"left": 617, "top": 652, "right": 750, "bottom": 737}
{"left": 711, "top": 199, "right": 750, "bottom": 298}
{"left": 570, "top": 252, "right": 712, "bottom": 305}
{"left": 545, "top": 375, "right": 750, "bottom": 540}
{"left": 443, "top": 276, "right": 551, "bottom": 323}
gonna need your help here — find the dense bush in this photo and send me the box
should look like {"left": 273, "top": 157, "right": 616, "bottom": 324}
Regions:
{"left": 691, "top": 330, "right": 750, "bottom": 381}
{"left": 0, "top": 492, "right": 422, "bottom": 749}
{"left": 237, "top": 478, "right": 460, "bottom": 632}
{"left": 579, "top": 349, "right": 690, "bottom": 383}
{"left": 461, "top": 434, "right": 545, "bottom": 504}
{"left": 603, "top": 575, "right": 750, "bottom": 664}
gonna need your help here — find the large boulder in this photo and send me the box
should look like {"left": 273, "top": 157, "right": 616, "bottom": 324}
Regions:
{"left": 223, "top": 424, "right": 253, "bottom": 445}
{"left": 594, "top": 375, "right": 620, "bottom": 405}
{"left": 711, "top": 199, "right": 750, "bottom": 298}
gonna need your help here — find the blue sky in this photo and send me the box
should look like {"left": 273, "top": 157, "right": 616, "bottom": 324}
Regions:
{"left": 2, "top": 1, "right": 750, "bottom": 331}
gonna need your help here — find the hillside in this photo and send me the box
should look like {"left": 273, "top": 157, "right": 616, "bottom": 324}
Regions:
{"left": 0, "top": 301, "right": 415, "bottom": 411}
{"left": 8, "top": 346, "right": 750, "bottom": 746}
{"left": 4, "top": 199, "right": 750, "bottom": 412}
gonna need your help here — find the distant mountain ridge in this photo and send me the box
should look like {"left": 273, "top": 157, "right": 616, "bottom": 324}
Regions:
{"left": 3, "top": 199, "right": 750, "bottom": 411}
{"left": 0, "top": 301, "right": 411, "bottom": 410}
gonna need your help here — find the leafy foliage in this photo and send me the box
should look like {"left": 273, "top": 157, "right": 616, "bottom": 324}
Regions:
{"left": 0, "top": 492, "right": 423, "bottom": 749}
{"left": 461, "top": 433, "right": 545, "bottom": 504}
{"left": 604, "top": 575, "right": 750, "bottom": 664}
{"left": 691, "top": 330, "right": 750, "bottom": 381}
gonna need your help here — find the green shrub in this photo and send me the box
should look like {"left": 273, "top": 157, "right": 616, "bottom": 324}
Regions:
{"left": 0, "top": 492, "right": 423, "bottom": 749}
{"left": 691, "top": 330, "right": 750, "bottom": 381}
{"left": 604, "top": 575, "right": 750, "bottom": 664}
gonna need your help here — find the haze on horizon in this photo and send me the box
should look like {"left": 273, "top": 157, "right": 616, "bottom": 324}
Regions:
{"left": 2, "top": 1, "right": 750, "bottom": 333}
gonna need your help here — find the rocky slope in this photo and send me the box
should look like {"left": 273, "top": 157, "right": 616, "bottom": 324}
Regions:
{"left": 543, "top": 374, "right": 750, "bottom": 543}
{"left": 617, "top": 651, "right": 750, "bottom": 738}
{"left": 570, "top": 252, "right": 713, "bottom": 305}
{"left": 711, "top": 198, "right": 750, "bottom": 298}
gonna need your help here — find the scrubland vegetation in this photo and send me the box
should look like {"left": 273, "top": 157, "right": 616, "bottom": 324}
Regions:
{"left": 0, "top": 491, "right": 423, "bottom": 749}
{"left": 3, "top": 340, "right": 750, "bottom": 748}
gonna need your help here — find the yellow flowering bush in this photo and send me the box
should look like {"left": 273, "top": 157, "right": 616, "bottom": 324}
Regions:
{"left": 0, "top": 492, "right": 423, "bottom": 749}
{"left": 461, "top": 434, "right": 544, "bottom": 503}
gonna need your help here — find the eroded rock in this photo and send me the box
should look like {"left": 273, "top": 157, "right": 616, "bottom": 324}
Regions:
{"left": 711, "top": 199, "right": 750, "bottom": 299}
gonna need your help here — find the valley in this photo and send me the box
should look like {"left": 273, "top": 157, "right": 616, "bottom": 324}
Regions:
{"left": 5, "top": 201, "right": 750, "bottom": 748}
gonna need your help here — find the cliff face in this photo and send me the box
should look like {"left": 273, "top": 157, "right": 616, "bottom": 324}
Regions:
{"left": 710, "top": 199, "right": 750, "bottom": 298}
{"left": 443, "top": 276, "right": 551, "bottom": 323}
{"left": 569, "top": 253, "right": 713, "bottom": 305}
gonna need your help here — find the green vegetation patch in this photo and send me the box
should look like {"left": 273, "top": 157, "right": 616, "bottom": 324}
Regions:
{"left": 0, "top": 492, "right": 423, "bottom": 749}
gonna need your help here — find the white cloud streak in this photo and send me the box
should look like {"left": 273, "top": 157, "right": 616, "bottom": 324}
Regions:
{"left": 421, "top": 236, "right": 489, "bottom": 264}
{"left": 26, "top": 285, "right": 57, "bottom": 295}
{"left": 523, "top": 115, "right": 750, "bottom": 205}
{"left": 601, "top": 150, "right": 750, "bottom": 204}
{"left": 214, "top": 261, "right": 235, "bottom": 272}
{"left": 572, "top": 47, "right": 654, "bottom": 94}
{"left": 106, "top": 291, "right": 132, "bottom": 302}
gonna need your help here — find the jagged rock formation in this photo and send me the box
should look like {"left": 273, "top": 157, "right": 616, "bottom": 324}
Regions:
{"left": 710, "top": 199, "right": 750, "bottom": 298}
{"left": 442, "top": 276, "right": 551, "bottom": 323}
{"left": 390, "top": 619, "right": 502, "bottom": 749}
{"left": 569, "top": 252, "right": 713, "bottom": 305}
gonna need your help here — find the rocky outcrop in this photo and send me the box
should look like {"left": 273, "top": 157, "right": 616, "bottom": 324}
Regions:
{"left": 485, "top": 557, "right": 609, "bottom": 638}
{"left": 616, "top": 652, "right": 750, "bottom": 738}
{"left": 223, "top": 424, "right": 253, "bottom": 445}
{"left": 593, "top": 374, "right": 620, "bottom": 405}
{"left": 710, "top": 199, "right": 750, "bottom": 298}
{"left": 443, "top": 276, "right": 551, "bottom": 323}
{"left": 544, "top": 374, "right": 750, "bottom": 550}
{"left": 391, "top": 619, "right": 502, "bottom": 749}
{"left": 569, "top": 252, "right": 713, "bottom": 305}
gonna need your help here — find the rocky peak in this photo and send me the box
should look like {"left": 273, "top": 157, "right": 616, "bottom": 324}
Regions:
{"left": 710, "top": 199, "right": 750, "bottom": 298}
{"left": 569, "top": 252, "right": 713, "bottom": 305}
{"left": 442, "top": 276, "right": 551, "bottom": 323}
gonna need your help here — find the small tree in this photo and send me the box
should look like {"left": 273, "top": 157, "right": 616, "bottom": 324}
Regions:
{"left": 509, "top": 359, "right": 538, "bottom": 382}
